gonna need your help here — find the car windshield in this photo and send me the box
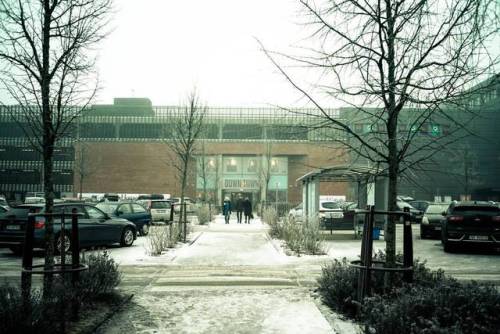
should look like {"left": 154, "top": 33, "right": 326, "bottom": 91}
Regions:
{"left": 151, "top": 201, "right": 170, "bottom": 209}
{"left": 426, "top": 205, "right": 448, "bottom": 214}
{"left": 95, "top": 203, "right": 119, "bottom": 214}
{"left": 452, "top": 206, "right": 500, "bottom": 216}
{"left": 321, "top": 201, "right": 341, "bottom": 209}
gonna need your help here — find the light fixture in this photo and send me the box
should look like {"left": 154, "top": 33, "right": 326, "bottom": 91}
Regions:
{"left": 230, "top": 158, "right": 236, "bottom": 166}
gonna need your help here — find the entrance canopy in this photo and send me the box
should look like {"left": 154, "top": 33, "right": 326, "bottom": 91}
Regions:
{"left": 297, "top": 164, "right": 387, "bottom": 217}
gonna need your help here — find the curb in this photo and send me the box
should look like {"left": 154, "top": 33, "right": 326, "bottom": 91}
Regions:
{"left": 78, "top": 293, "right": 134, "bottom": 334}
{"left": 264, "top": 231, "right": 284, "bottom": 255}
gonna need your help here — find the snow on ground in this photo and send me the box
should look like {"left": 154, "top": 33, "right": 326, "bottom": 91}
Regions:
{"left": 96, "top": 287, "right": 336, "bottom": 334}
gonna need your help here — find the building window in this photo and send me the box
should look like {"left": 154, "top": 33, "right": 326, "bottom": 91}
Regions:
{"left": 225, "top": 158, "right": 237, "bottom": 173}
{"left": 206, "top": 158, "right": 216, "bottom": 172}
{"left": 270, "top": 158, "right": 279, "bottom": 173}
{"left": 247, "top": 159, "right": 257, "bottom": 173}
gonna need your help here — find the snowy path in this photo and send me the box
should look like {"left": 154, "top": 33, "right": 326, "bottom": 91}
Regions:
{"left": 96, "top": 215, "right": 344, "bottom": 334}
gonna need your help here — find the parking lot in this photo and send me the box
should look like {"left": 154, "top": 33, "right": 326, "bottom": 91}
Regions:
{"left": 1, "top": 222, "right": 499, "bottom": 285}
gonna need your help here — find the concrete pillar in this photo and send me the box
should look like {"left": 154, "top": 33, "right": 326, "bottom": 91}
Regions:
{"left": 357, "top": 180, "right": 368, "bottom": 209}
{"left": 374, "top": 177, "right": 388, "bottom": 211}
{"left": 307, "top": 178, "right": 320, "bottom": 217}
{"left": 115, "top": 123, "right": 120, "bottom": 139}
{"left": 217, "top": 154, "right": 223, "bottom": 205}
{"left": 302, "top": 181, "right": 308, "bottom": 217}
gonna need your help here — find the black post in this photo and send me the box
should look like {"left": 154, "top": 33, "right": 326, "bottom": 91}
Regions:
{"left": 403, "top": 207, "right": 413, "bottom": 283}
{"left": 21, "top": 212, "right": 35, "bottom": 323}
{"left": 71, "top": 209, "right": 80, "bottom": 320}
{"left": 357, "top": 206, "right": 374, "bottom": 302}
{"left": 364, "top": 205, "right": 375, "bottom": 297}
{"left": 60, "top": 211, "right": 66, "bottom": 265}
{"left": 169, "top": 203, "right": 174, "bottom": 223}
{"left": 183, "top": 202, "right": 187, "bottom": 242}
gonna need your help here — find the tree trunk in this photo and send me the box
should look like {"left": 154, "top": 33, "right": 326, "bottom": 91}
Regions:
{"left": 385, "top": 0, "right": 398, "bottom": 270}
{"left": 41, "top": 0, "right": 54, "bottom": 297}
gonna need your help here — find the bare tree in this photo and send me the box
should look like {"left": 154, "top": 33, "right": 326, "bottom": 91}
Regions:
{"left": 0, "top": 0, "right": 112, "bottom": 293}
{"left": 168, "top": 90, "right": 206, "bottom": 241}
{"left": 263, "top": 0, "right": 499, "bottom": 266}
{"left": 259, "top": 141, "right": 273, "bottom": 216}
{"left": 75, "top": 142, "right": 100, "bottom": 199}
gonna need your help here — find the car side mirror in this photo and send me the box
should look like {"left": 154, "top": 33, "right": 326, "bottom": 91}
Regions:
{"left": 441, "top": 211, "right": 447, "bottom": 216}
{"left": 104, "top": 213, "right": 111, "bottom": 220}
{"left": 116, "top": 210, "right": 123, "bottom": 216}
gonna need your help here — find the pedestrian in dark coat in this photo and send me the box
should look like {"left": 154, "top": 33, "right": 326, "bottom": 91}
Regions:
{"left": 222, "top": 197, "right": 232, "bottom": 224}
{"left": 243, "top": 197, "right": 252, "bottom": 224}
{"left": 235, "top": 194, "right": 243, "bottom": 224}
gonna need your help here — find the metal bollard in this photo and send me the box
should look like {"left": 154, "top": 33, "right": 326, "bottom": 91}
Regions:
{"left": 71, "top": 208, "right": 80, "bottom": 320}
{"left": 403, "top": 207, "right": 414, "bottom": 283}
{"left": 21, "top": 212, "right": 35, "bottom": 321}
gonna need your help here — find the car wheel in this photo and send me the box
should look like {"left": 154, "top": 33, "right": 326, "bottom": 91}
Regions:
{"left": 140, "top": 224, "right": 150, "bottom": 236}
{"left": 56, "top": 233, "right": 71, "bottom": 254}
{"left": 9, "top": 245, "right": 23, "bottom": 255}
{"left": 443, "top": 241, "right": 456, "bottom": 253}
{"left": 420, "top": 228, "right": 427, "bottom": 239}
{"left": 121, "top": 227, "right": 135, "bottom": 247}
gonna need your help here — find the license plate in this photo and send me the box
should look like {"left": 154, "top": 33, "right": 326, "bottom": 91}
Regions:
{"left": 156, "top": 210, "right": 165, "bottom": 213}
{"left": 469, "top": 235, "right": 488, "bottom": 241}
{"left": 434, "top": 226, "right": 441, "bottom": 231}
{"left": 6, "top": 225, "right": 20, "bottom": 231}
{"left": 331, "top": 212, "right": 343, "bottom": 218}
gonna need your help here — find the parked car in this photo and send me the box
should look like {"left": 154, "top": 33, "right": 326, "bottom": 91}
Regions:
{"left": 0, "top": 195, "right": 9, "bottom": 207}
{"left": 137, "top": 194, "right": 164, "bottom": 200}
{"left": 408, "top": 200, "right": 430, "bottom": 214}
{"left": 95, "top": 202, "right": 151, "bottom": 235}
{"left": 102, "top": 193, "right": 120, "bottom": 202}
{"left": 396, "top": 201, "right": 422, "bottom": 223}
{"left": 288, "top": 203, "right": 303, "bottom": 222}
{"left": 138, "top": 199, "right": 172, "bottom": 224}
{"left": 319, "top": 200, "right": 344, "bottom": 227}
{"left": 0, "top": 203, "right": 137, "bottom": 254}
{"left": 171, "top": 197, "right": 196, "bottom": 213}
{"left": 420, "top": 203, "right": 450, "bottom": 239}
{"left": 441, "top": 201, "right": 500, "bottom": 252}
{"left": 24, "top": 196, "right": 45, "bottom": 204}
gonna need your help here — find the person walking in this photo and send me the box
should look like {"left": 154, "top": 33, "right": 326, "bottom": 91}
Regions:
{"left": 243, "top": 197, "right": 252, "bottom": 224}
{"left": 235, "top": 194, "right": 243, "bottom": 224}
{"left": 222, "top": 197, "right": 232, "bottom": 224}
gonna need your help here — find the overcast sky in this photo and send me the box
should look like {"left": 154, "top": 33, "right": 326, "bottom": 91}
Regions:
{"left": 95, "top": 0, "right": 313, "bottom": 107}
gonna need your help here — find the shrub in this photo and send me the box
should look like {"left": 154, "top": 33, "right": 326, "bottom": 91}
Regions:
{"left": 362, "top": 281, "right": 500, "bottom": 334}
{"left": 280, "top": 217, "right": 326, "bottom": 255}
{"left": 317, "top": 252, "right": 500, "bottom": 333}
{"left": 196, "top": 204, "right": 213, "bottom": 225}
{"left": 299, "top": 217, "right": 324, "bottom": 255}
{"left": 78, "top": 250, "right": 121, "bottom": 298}
{"left": 145, "top": 225, "right": 169, "bottom": 255}
{"left": 316, "top": 258, "right": 359, "bottom": 317}
{"left": 0, "top": 252, "right": 122, "bottom": 334}
{"left": 263, "top": 207, "right": 280, "bottom": 237}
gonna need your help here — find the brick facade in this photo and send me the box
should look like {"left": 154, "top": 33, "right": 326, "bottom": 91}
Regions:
{"left": 74, "top": 141, "right": 348, "bottom": 203}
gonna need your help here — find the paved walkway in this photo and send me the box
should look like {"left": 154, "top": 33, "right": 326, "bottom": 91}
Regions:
{"left": 96, "top": 215, "right": 345, "bottom": 334}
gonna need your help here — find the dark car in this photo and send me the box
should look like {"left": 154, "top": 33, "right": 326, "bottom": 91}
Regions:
{"left": 95, "top": 202, "right": 151, "bottom": 236}
{"left": 441, "top": 201, "right": 500, "bottom": 252}
{"left": 0, "top": 203, "right": 137, "bottom": 254}
{"left": 420, "top": 203, "right": 450, "bottom": 239}
{"left": 408, "top": 200, "right": 430, "bottom": 214}
{"left": 396, "top": 201, "right": 422, "bottom": 223}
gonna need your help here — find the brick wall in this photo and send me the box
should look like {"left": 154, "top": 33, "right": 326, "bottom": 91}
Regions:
{"left": 73, "top": 141, "right": 348, "bottom": 199}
